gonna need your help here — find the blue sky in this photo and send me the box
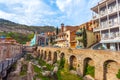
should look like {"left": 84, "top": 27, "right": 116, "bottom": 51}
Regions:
{"left": 0, "top": 0, "right": 100, "bottom": 27}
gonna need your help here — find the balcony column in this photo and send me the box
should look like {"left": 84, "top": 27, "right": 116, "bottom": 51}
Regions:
{"left": 116, "top": 0, "right": 119, "bottom": 22}
{"left": 106, "top": 1, "right": 110, "bottom": 39}
{"left": 106, "top": 1, "right": 109, "bottom": 26}
{"left": 98, "top": 5, "right": 102, "bottom": 40}
{"left": 119, "top": 24, "right": 120, "bottom": 37}
{"left": 116, "top": 0, "right": 120, "bottom": 24}
{"left": 116, "top": 0, "right": 120, "bottom": 35}
{"left": 117, "top": 43, "right": 119, "bottom": 51}
{"left": 92, "top": 12, "right": 94, "bottom": 29}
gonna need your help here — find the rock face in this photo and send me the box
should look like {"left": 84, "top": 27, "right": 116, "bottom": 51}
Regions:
{"left": 76, "top": 67, "right": 82, "bottom": 76}
{"left": 27, "top": 62, "right": 34, "bottom": 80}
{"left": 7, "top": 73, "right": 21, "bottom": 80}
{"left": 53, "top": 66, "right": 58, "bottom": 73}
{"left": 70, "top": 70, "right": 78, "bottom": 75}
{"left": 83, "top": 75, "right": 94, "bottom": 80}
{"left": 53, "top": 63, "right": 58, "bottom": 67}
{"left": 47, "top": 61, "right": 53, "bottom": 65}
{"left": 36, "top": 79, "right": 41, "bottom": 80}
{"left": 14, "top": 60, "right": 22, "bottom": 75}
{"left": 42, "top": 71, "right": 51, "bottom": 77}
{"left": 7, "top": 60, "right": 23, "bottom": 80}
{"left": 42, "top": 66, "right": 47, "bottom": 70}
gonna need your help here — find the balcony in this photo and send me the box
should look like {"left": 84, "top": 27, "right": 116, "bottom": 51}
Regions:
{"left": 119, "top": 4, "right": 120, "bottom": 10}
{"left": 100, "top": 10, "right": 107, "bottom": 17}
{"left": 93, "top": 27, "right": 101, "bottom": 32}
{"left": 101, "top": 32, "right": 120, "bottom": 40}
{"left": 109, "top": 22, "right": 118, "bottom": 28}
{"left": 99, "top": 0, "right": 106, "bottom": 4}
{"left": 93, "top": 15, "right": 99, "bottom": 20}
{"left": 110, "top": 32, "right": 120, "bottom": 39}
{"left": 101, "top": 33, "right": 109, "bottom": 40}
{"left": 108, "top": 7, "right": 117, "bottom": 14}
{"left": 75, "top": 37, "right": 83, "bottom": 41}
{"left": 55, "top": 38, "right": 66, "bottom": 42}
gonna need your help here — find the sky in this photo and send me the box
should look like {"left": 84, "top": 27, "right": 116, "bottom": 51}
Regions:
{"left": 0, "top": 0, "right": 100, "bottom": 27}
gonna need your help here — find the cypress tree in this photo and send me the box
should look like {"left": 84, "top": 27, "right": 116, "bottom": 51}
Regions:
{"left": 82, "top": 27, "right": 87, "bottom": 48}
{"left": 56, "top": 26, "right": 59, "bottom": 35}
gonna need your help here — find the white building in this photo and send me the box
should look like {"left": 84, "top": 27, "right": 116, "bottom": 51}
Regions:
{"left": 91, "top": 0, "right": 120, "bottom": 51}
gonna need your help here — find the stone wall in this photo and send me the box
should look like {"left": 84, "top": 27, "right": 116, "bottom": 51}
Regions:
{"left": 0, "top": 43, "right": 22, "bottom": 61}
{"left": 37, "top": 47, "right": 120, "bottom": 80}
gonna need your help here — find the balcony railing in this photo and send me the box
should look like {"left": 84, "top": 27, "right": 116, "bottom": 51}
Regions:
{"left": 75, "top": 37, "right": 83, "bottom": 41}
{"left": 93, "top": 15, "right": 99, "bottom": 19}
{"left": 93, "top": 27, "right": 101, "bottom": 32}
{"left": 100, "top": 10, "right": 107, "bottom": 17}
{"left": 119, "top": 5, "right": 120, "bottom": 10}
{"left": 99, "top": 0, "right": 106, "bottom": 4}
{"left": 55, "top": 38, "right": 66, "bottom": 41}
{"left": 101, "top": 32, "right": 120, "bottom": 40}
{"left": 109, "top": 22, "right": 118, "bottom": 27}
{"left": 108, "top": 7, "right": 117, "bottom": 14}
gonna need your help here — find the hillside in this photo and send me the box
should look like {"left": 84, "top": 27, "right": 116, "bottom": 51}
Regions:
{"left": 0, "top": 18, "right": 57, "bottom": 44}
{"left": 0, "top": 18, "right": 56, "bottom": 34}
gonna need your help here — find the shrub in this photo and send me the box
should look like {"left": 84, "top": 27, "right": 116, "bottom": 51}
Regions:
{"left": 59, "top": 58, "right": 65, "bottom": 69}
{"left": 85, "top": 64, "right": 95, "bottom": 77}
{"left": 116, "top": 69, "right": 120, "bottom": 79}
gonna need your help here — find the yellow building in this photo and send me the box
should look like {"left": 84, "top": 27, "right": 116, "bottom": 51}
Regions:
{"left": 75, "top": 21, "right": 99, "bottom": 48}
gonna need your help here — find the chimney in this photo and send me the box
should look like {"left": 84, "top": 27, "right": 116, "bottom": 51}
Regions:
{"left": 61, "top": 23, "right": 64, "bottom": 32}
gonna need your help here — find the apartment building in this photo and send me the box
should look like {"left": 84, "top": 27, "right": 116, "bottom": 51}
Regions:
{"left": 91, "top": 0, "right": 120, "bottom": 51}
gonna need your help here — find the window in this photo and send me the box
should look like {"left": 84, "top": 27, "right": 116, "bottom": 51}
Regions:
{"left": 119, "top": 43, "right": 120, "bottom": 50}
{"left": 67, "top": 35, "right": 68, "bottom": 38}
{"left": 115, "top": 43, "right": 118, "bottom": 51}
{"left": 107, "top": 43, "right": 110, "bottom": 49}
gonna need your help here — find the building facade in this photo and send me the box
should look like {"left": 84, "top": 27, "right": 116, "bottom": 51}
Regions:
{"left": 36, "top": 33, "right": 48, "bottom": 46}
{"left": 45, "top": 31, "right": 56, "bottom": 46}
{"left": 29, "top": 33, "right": 49, "bottom": 47}
{"left": 91, "top": 0, "right": 120, "bottom": 51}
{"left": 75, "top": 21, "right": 97, "bottom": 49}
{"left": 55, "top": 23, "right": 79, "bottom": 48}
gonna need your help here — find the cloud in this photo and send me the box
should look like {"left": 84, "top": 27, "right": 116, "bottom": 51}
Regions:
{"left": 0, "top": 0, "right": 58, "bottom": 26}
{"left": 0, "top": 0, "right": 99, "bottom": 26}
{"left": 56, "top": 0, "right": 99, "bottom": 26}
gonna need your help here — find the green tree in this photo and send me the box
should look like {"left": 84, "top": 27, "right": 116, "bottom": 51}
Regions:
{"left": 0, "top": 32, "right": 34, "bottom": 44}
{"left": 56, "top": 26, "right": 59, "bottom": 35}
{"left": 116, "top": 69, "right": 120, "bottom": 79}
{"left": 50, "top": 36, "right": 53, "bottom": 44}
{"left": 82, "top": 27, "right": 87, "bottom": 48}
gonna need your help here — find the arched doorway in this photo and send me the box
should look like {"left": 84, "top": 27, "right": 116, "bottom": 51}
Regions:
{"left": 59, "top": 53, "right": 65, "bottom": 69}
{"left": 43, "top": 51, "right": 47, "bottom": 60}
{"left": 47, "top": 51, "right": 52, "bottom": 61}
{"left": 69, "top": 55, "right": 77, "bottom": 70}
{"left": 37, "top": 50, "right": 40, "bottom": 58}
{"left": 103, "top": 60, "right": 120, "bottom": 80}
{"left": 40, "top": 50, "right": 43, "bottom": 59}
{"left": 60, "top": 52, "right": 65, "bottom": 59}
{"left": 53, "top": 52, "right": 57, "bottom": 64}
{"left": 83, "top": 57, "right": 95, "bottom": 77}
